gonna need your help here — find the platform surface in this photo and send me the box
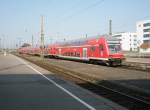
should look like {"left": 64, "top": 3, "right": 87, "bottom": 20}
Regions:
{"left": 0, "top": 53, "right": 127, "bottom": 110}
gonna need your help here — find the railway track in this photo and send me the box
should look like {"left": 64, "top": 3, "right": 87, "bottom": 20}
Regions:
{"left": 49, "top": 55, "right": 150, "bottom": 72}
{"left": 16, "top": 54, "right": 150, "bottom": 110}
{"left": 121, "top": 63, "right": 150, "bottom": 72}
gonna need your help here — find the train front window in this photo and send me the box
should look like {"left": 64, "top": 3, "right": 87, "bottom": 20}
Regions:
{"left": 108, "top": 44, "right": 121, "bottom": 53}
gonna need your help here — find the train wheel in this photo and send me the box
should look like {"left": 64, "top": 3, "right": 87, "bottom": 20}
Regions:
{"left": 89, "top": 60, "right": 94, "bottom": 64}
{"left": 108, "top": 61, "right": 116, "bottom": 67}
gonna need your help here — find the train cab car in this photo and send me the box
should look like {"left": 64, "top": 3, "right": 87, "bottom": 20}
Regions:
{"left": 106, "top": 38, "right": 124, "bottom": 65}
{"left": 86, "top": 36, "right": 124, "bottom": 66}
{"left": 105, "top": 37, "right": 124, "bottom": 65}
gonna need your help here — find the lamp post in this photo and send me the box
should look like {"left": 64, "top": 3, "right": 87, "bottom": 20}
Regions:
{"left": 2, "top": 35, "right": 5, "bottom": 53}
{"left": 0, "top": 38, "right": 1, "bottom": 52}
{"left": 2, "top": 35, "right": 7, "bottom": 56}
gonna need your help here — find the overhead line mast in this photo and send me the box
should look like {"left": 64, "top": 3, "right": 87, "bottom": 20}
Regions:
{"left": 32, "top": 35, "right": 34, "bottom": 47}
{"left": 109, "top": 19, "right": 112, "bottom": 36}
{"left": 40, "top": 15, "right": 44, "bottom": 58}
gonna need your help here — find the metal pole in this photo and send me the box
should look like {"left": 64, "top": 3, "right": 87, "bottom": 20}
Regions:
{"left": 85, "top": 34, "right": 88, "bottom": 42}
{"left": 32, "top": 35, "right": 34, "bottom": 47}
{"left": 3, "top": 35, "right": 5, "bottom": 52}
{"left": 0, "top": 38, "right": 1, "bottom": 52}
{"left": 2, "top": 35, "right": 6, "bottom": 56}
{"left": 40, "top": 16, "right": 44, "bottom": 58}
{"left": 109, "top": 19, "right": 112, "bottom": 36}
{"left": 86, "top": 34, "right": 87, "bottom": 38}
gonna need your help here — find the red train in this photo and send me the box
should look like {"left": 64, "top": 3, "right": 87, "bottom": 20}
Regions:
{"left": 18, "top": 35, "right": 124, "bottom": 66}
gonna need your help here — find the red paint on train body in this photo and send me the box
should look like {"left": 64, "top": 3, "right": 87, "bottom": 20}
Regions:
{"left": 18, "top": 35, "right": 124, "bottom": 66}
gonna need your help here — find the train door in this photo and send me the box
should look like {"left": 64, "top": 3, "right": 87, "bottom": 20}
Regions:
{"left": 58, "top": 48, "right": 61, "bottom": 55}
{"left": 83, "top": 48, "right": 87, "bottom": 58}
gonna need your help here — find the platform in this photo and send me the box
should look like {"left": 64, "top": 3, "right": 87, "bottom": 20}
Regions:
{"left": 0, "top": 54, "right": 127, "bottom": 110}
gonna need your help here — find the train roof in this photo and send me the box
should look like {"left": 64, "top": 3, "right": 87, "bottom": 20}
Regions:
{"left": 57, "top": 34, "right": 119, "bottom": 46}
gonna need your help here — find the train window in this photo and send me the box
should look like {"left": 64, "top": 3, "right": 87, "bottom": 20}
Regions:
{"left": 99, "top": 45, "right": 104, "bottom": 50}
{"left": 109, "top": 45, "right": 121, "bottom": 53}
{"left": 78, "top": 53, "right": 80, "bottom": 57}
{"left": 76, "top": 52, "right": 80, "bottom": 57}
{"left": 76, "top": 52, "right": 78, "bottom": 57}
{"left": 68, "top": 52, "right": 70, "bottom": 56}
{"left": 90, "top": 46, "right": 96, "bottom": 51}
{"left": 70, "top": 52, "right": 73, "bottom": 56}
{"left": 72, "top": 52, "right": 74, "bottom": 56}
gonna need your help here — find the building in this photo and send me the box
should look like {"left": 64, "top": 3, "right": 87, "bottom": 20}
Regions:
{"left": 140, "top": 43, "right": 150, "bottom": 53}
{"left": 136, "top": 19, "right": 150, "bottom": 53}
{"left": 112, "top": 32, "right": 137, "bottom": 51}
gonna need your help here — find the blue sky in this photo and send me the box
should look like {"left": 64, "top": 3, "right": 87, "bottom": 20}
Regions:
{"left": 0, "top": 0, "right": 150, "bottom": 48}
